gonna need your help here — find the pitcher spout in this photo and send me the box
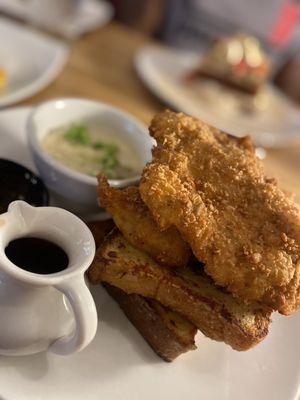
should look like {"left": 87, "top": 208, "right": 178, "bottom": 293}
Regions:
{"left": 7, "top": 200, "right": 38, "bottom": 230}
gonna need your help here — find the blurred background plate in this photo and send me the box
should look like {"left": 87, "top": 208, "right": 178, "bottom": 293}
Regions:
{"left": 135, "top": 45, "right": 300, "bottom": 148}
{"left": 0, "top": 0, "right": 113, "bottom": 39}
{"left": 0, "top": 17, "right": 69, "bottom": 107}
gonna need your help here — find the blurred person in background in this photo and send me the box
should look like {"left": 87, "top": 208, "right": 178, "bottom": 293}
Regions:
{"left": 110, "top": 0, "right": 300, "bottom": 102}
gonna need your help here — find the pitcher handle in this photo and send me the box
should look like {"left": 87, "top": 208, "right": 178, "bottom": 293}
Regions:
{"left": 49, "top": 276, "right": 98, "bottom": 355}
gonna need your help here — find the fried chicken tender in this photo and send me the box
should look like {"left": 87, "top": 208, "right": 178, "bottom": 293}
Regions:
{"left": 140, "top": 110, "right": 300, "bottom": 314}
{"left": 98, "top": 175, "right": 191, "bottom": 267}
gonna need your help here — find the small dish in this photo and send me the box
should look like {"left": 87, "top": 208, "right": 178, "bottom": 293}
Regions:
{"left": 0, "top": 158, "right": 49, "bottom": 214}
{"left": 27, "top": 98, "right": 153, "bottom": 212}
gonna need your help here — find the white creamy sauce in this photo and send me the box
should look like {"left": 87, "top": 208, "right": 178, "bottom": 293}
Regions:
{"left": 42, "top": 123, "right": 143, "bottom": 179}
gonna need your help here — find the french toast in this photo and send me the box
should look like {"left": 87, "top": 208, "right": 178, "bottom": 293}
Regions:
{"left": 87, "top": 220, "right": 197, "bottom": 361}
{"left": 89, "top": 229, "right": 271, "bottom": 351}
{"left": 104, "top": 283, "right": 197, "bottom": 361}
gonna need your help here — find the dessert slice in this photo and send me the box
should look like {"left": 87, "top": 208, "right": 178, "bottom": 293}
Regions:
{"left": 188, "top": 34, "right": 271, "bottom": 94}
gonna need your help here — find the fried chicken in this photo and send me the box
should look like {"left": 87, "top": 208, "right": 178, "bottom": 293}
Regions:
{"left": 140, "top": 110, "right": 300, "bottom": 314}
{"left": 98, "top": 175, "right": 191, "bottom": 267}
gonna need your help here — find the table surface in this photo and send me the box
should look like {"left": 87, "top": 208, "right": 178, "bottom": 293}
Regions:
{"left": 21, "top": 21, "right": 300, "bottom": 203}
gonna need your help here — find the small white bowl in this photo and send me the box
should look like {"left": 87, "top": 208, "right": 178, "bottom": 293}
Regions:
{"left": 27, "top": 98, "right": 153, "bottom": 213}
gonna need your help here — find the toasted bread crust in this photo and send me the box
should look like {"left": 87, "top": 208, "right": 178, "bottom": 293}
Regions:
{"left": 89, "top": 230, "right": 271, "bottom": 351}
{"left": 87, "top": 219, "right": 197, "bottom": 361}
{"left": 104, "top": 283, "right": 197, "bottom": 361}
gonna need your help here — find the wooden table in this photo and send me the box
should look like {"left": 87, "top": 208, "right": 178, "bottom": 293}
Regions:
{"left": 21, "top": 22, "right": 300, "bottom": 202}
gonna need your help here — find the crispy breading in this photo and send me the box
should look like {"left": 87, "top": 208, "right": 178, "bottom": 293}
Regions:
{"left": 140, "top": 110, "right": 300, "bottom": 314}
{"left": 89, "top": 229, "right": 271, "bottom": 351}
{"left": 97, "top": 175, "right": 191, "bottom": 267}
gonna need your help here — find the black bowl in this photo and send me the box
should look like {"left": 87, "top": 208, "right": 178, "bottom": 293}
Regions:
{"left": 0, "top": 158, "right": 49, "bottom": 214}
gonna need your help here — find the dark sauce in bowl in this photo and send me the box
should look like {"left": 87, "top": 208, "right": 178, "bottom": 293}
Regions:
{"left": 0, "top": 159, "right": 49, "bottom": 214}
{"left": 5, "top": 237, "right": 69, "bottom": 274}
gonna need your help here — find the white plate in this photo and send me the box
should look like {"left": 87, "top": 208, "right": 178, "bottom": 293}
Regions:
{"left": 0, "top": 17, "right": 68, "bottom": 107}
{"left": 0, "top": 0, "right": 113, "bottom": 39}
{"left": 0, "top": 107, "right": 299, "bottom": 400}
{"left": 135, "top": 45, "right": 300, "bottom": 148}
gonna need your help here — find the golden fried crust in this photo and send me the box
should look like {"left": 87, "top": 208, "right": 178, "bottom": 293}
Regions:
{"left": 140, "top": 110, "right": 300, "bottom": 314}
{"left": 97, "top": 175, "right": 191, "bottom": 267}
{"left": 89, "top": 230, "right": 271, "bottom": 351}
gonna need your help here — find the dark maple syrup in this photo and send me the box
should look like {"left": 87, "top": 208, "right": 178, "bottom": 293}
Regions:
{"left": 5, "top": 237, "right": 69, "bottom": 274}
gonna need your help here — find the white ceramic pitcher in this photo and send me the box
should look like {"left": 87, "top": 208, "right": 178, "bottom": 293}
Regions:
{"left": 0, "top": 200, "right": 97, "bottom": 356}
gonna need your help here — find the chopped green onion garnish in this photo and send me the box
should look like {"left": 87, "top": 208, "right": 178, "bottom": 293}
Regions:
{"left": 105, "top": 144, "right": 118, "bottom": 154}
{"left": 93, "top": 141, "right": 105, "bottom": 149}
{"left": 64, "top": 125, "right": 91, "bottom": 145}
{"left": 100, "top": 155, "right": 119, "bottom": 169}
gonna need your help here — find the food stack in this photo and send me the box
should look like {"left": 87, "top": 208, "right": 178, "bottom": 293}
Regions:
{"left": 88, "top": 110, "right": 300, "bottom": 361}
